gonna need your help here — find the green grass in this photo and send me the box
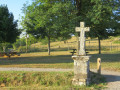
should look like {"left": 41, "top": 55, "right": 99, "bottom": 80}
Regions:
{"left": 0, "top": 51, "right": 120, "bottom": 72}
{"left": 89, "top": 54, "right": 120, "bottom": 71}
{"left": 0, "top": 36, "right": 119, "bottom": 89}
{"left": 113, "top": 40, "right": 120, "bottom": 44}
{"left": 0, "top": 52, "right": 74, "bottom": 69}
{"left": 0, "top": 71, "right": 106, "bottom": 89}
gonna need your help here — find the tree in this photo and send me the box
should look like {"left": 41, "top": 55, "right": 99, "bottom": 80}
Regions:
{"left": 22, "top": 0, "right": 120, "bottom": 54}
{"left": 0, "top": 5, "right": 21, "bottom": 51}
{"left": 22, "top": 0, "right": 78, "bottom": 55}
{"left": 112, "top": 0, "right": 120, "bottom": 36}
{"left": 12, "top": 37, "right": 26, "bottom": 50}
{"left": 73, "top": 0, "right": 120, "bottom": 54}
{"left": 87, "top": 0, "right": 120, "bottom": 54}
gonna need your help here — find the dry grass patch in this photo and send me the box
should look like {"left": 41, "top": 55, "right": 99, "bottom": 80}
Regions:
{"left": 29, "top": 36, "right": 120, "bottom": 52}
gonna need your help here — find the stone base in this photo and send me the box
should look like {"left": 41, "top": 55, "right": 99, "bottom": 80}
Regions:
{"left": 72, "top": 55, "right": 90, "bottom": 86}
{"left": 72, "top": 78, "right": 90, "bottom": 86}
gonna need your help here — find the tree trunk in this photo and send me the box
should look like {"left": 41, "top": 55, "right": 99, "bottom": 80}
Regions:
{"left": 3, "top": 43, "right": 6, "bottom": 52}
{"left": 77, "top": 33, "right": 80, "bottom": 55}
{"left": 26, "top": 35, "right": 28, "bottom": 53}
{"left": 3, "top": 46, "right": 6, "bottom": 52}
{"left": 48, "top": 36, "right": 50, "bottom": 55}
{"left": 98, "top": 37, "right": 101, "bottom": 54}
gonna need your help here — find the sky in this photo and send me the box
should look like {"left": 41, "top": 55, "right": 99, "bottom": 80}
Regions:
{"left": 0, "top": 0, "right": 32, "bottom": 21}
{"left": 0, "top": 0, "right": 32, "bottom": 37}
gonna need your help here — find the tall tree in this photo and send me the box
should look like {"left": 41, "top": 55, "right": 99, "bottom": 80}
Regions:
{"left": 0, "top": 5, "right": 21, "bottom": 51}
{"left": 112, "top": 0, "right": 120, "bottom": 36}
{"left": 73, "top": 0, "right": 120, "bottom": 54}
{"left": 87, "top": 0, "right": 120, "bottom": 54}
{"left": 22, "top": 0, "right": 78, "bottom": 55}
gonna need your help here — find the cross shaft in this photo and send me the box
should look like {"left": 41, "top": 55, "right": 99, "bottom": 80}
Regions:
{"left": 75, "top": 22, "right": 90, "bottom": 56}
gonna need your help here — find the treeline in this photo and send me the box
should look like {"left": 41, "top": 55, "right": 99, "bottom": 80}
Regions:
{"left": 0, "top": 0, "right": 120, "bottom": 54}
{"left": 21, "top": 0, "right": 120, "bottom": 55}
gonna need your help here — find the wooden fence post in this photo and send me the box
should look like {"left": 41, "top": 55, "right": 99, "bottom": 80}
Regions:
{"left": 97, "top": 58, "right": 101, "bottom": 74}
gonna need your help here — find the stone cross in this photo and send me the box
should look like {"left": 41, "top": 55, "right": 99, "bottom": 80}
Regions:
{"left": 75, "top": 22, "right": 90, "bottom": 56}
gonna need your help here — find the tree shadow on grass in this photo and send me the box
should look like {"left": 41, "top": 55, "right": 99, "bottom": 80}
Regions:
{"left": 0, "top": 53, "right": 119, "bottom": 65}
{"left": 89, "top": 54, "right": 120, "bottom": 62}
{"left": 0, "top": 55, "right": 73, "bottom": 65}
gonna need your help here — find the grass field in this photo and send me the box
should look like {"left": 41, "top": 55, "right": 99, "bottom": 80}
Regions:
{"left": 0, "top": 51, "right": 120, "bottom": 72}
{"left": 0, "top": 36, "right": 119, "bottom": 89}
{"left": 28, "top": 36, "right": 120, "bottom": 53}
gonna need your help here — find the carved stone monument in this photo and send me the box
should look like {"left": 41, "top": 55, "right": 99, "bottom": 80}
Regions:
{"left": 72, "top": 22, "right": 90, "bottom": 86}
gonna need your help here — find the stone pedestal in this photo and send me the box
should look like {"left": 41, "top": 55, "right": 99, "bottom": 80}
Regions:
{"left": 72, "top": 55, "right": 90, "bottom": 86}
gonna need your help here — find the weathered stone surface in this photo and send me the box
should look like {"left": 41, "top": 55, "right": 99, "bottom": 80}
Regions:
{"left": 72, "top": 78, "right": 90, "bottom": 86}
{"left": 72, "top": 55, "right": 90, "bottom": 86}
{"left": 75, "top": 22, "right": 90, "bottom": 56}
{"left": 72, "top": 22, "right": 90, "bottom": 86}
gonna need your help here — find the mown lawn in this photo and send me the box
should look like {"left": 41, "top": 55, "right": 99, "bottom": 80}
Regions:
{"left": 0, "top": 51, "right": 120, "bottom": 72}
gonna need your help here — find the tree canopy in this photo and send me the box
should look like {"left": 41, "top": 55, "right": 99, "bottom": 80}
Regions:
{"left": 22, "top": 0, "right": 78, "bottom": 55}
{"left": 73, "top": 0, "right": 120, "bottom": 54}
{"left": 22, "top": 0, "right": 120, "bottom": 54}
{"left": 72, "top": 0, "right": 120, "bottom": 38}
{"left": 0, "top": 5, "right": 21, "bottom": 43}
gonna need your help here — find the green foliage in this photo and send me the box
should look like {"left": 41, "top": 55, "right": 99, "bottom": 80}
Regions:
{"left": 0, "top": 5, "right": 21, "bottom": 43}
{"left": 86, "top": 0, "right": 120, "bottom": 39}
{"left": 21, "top": 0, "right": 120, "bottom": 54}
{"left": 27, "top": 34, "right": 38, "bottom": 45}
{"left": 12, "top": 35, "right": 38, "bottom": 51}
{"left": 113, "top": 40, "right": 120, "bottom": 44}
{"left": 12, "top": 37, "right": 26, "bottom": 50}
{"left": 21, "top": 0, "right": 78, "bottom": 55}
{"left": 22, "top": 0, "right": 77, "bottom": 39}
{"left": 18, "top": 46, "right": 26, "bottom": 52}
{"left": 72, "top": 0, "right": 120, "bottom": 39}
{"left": 114, "top": 28, "right": 120, "bottom": 36}
{"left": 0, "top": 43, "right": 13, "bottom": 52}
{"left": 73, "top": 0, "right": 120, "bottom": 54}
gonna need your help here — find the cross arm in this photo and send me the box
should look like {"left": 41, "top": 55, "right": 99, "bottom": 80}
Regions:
{"left": 84, "top": 27, "right": 90, "bottom": 32}
{"left": 75, "top": 27, "right": 80, "bottom": 32}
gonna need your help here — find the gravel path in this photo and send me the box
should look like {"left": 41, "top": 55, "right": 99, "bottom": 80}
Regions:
{"left": 91, "top": 69, "right": 120, "bottom": 89}
{"left": 0, "top": 68, "right": 120, "bottom": 89}
{"left": 0, "top": 67, "right": 73, "bottom": 72}
{"left": 102, "top": 70, "right": 120, "bottom": 90}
